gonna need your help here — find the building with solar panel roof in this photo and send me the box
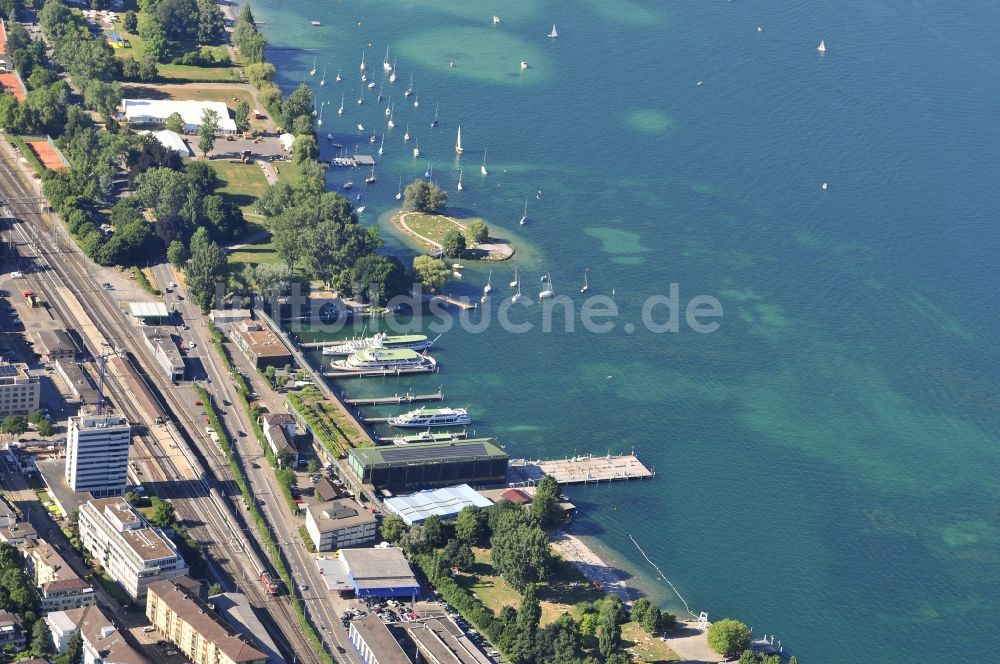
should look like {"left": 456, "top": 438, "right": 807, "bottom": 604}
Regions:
{"left": 347, "top": 440, "right": 508, "bottom": 493}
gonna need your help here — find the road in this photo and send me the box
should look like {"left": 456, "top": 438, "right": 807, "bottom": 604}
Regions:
{"left": 0, "top": 141, "right": 321, "bottom": 663}
{"left": 152, "top": 262, "right": 363, "bottom": 662}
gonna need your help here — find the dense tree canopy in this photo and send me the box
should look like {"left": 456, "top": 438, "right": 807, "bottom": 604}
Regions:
{"left": 707, "top": 618, "right": 752, "bottom": 657}
{"left": 403, "top": 179, "right": 447, "bottom": 213}
{"left": 412, "top": 256, "right": 450, "bottom": 292}
{"left": 441, "top": 229, "right": 466, "bottom": 258}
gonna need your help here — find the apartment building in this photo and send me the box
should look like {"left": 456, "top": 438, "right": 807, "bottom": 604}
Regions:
{"left": 65, "top": 407, "right": 132, "bottom": 497}
{"left": 47, "top": 604, "right": 147, "bottom": 664}
{"left": 304, "top": 498, "right": 377, "bottom": 553}
{"left": 78, "top": 498, "right": 187, "bottom": 601}
{"left": 23, "top": 540, "right": 96, "bottom": 612}
{"left": 0, "top": 362, "right": 39, "bottom": 417}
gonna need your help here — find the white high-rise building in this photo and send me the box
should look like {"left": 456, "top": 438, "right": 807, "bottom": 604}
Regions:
{"left": 64, "top": 406, "right": 132, "bottom": 497}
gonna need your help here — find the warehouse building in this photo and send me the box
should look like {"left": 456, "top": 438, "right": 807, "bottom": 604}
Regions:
{"left": 141, "top": 327, "right": 185, "bottom": 382}
{"left": 339, "top": 547, "right": 420, "bottom": 599}
{"left": 347, "top": 440, "right": 508, "bottom": 493}
{"left": 229, "top": 320, "right": 292, "bottom": 369}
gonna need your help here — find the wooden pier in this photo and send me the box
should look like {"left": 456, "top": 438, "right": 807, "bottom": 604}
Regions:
{"left": 429, "top": 294, "right": 477, "bottom": 311}
{"left": 508, "top": 454, "right": 654, "bottom": 486}
{"left": 344, "top": 389, "right": 445, "bottom": 406}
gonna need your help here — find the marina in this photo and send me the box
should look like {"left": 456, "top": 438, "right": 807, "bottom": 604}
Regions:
{"left": 508, "top": 454, "right": 654, "bottom": 485}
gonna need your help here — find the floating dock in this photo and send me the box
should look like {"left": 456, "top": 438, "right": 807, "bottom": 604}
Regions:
{"left": 344, "top": 389, "right": 444, "bottom": 405}
{"left": 430, "top": 294, "right": 477, "bottom": 310}
{"left": 508, "top": 454, "right": 654, "bottom": 485}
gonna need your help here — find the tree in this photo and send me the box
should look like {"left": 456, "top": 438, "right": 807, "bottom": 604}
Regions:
{"left": 412, "top": 255, "right": 450, "bottom": 292}
{"left": 530, "top": 474, "right": 562, "bottom": 530}
{"left": 441, "top": 229, "right": 466, "bottom": 258}
{"left": 422, "top": 515, "right": 445, "bottom": 549}
{"left": 198, "top": 108, "right": 221, "bottom": 157}
{"left": 165, "top": 111, "right": 185, "bottom": 134}
{"left": 466, "top": 220, "right": 489, "bottom": 244}
{"left": 35, "top": 419, "right": 54, "bottom": 437}
{"left": 123, "top": 10, "right": 138, "bottom": 33}
{"left": 207, "top": 582, "right": 223, "bottom": 596}
{"left": 707, "top": 618, "right": 752, "bottom": 658}
{"left": 442, "top": 538, "right": 474, "bottom": 571}
{"left": 245, "top": 62, "right": 276, "bottom": 87}
{"left": 235, "top": 101, "right": 250, "bottom": 133}
{"left": 349, "top": 255, "right": 409, "bottom": 306}
{"left": 403, "top": 179, "right": 447, "bottom": 213}
{"left": 455, "top": 506, "right": 488, "bottom": 547}
{"left": 185, "top": 227, "right": 228, "bottom": 312}
{"left": 293, "top": 134, "right": 318, "bottom": 164}
{"left": 65, "top": 631, "right": 83, "bottom": 664}
{"left": 253, "top": 263, "right": 293, "bottom": 300}
{"left": 138, "top": 52, "right": 160, "bottom": 81}
{"left": 148, "top": 497, "right": 176, "bottom": 527}
{"left": 196, "top": 0, "right": 226, "bottom": 44}
{"left": 281, "top": 84, "right": 314, "bottom": 129}
{"left": 640, "top": 605, "right": 664, "bottom": 634}
{"left": 32, "top": 615, "right": 53, "bottom": 654}
{"left": 379, "top": 515, "right": 406, "bottom": 543}
{"left": 516, "top": 583, "right": 541, "bottom": 637}
{"left": 167, "top": 239, "right": 188, "bottom": 267}
{"left": 490, "top": 524, "right": 552, "bottom": 592}
{"left": 1, "top": 416, "right": 27, "bottom": 435}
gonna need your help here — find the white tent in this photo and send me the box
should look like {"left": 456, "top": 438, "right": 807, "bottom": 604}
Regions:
{"left": 279, "top": 133, "right": 295, "bottom": 152}
{"left": 144, "top": 129, "right": 191, "bottom": 157}
{"left": 123, "top": 99, "right": 238, "bottom": 134}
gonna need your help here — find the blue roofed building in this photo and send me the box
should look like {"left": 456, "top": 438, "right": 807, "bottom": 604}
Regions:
{"left": 339, "top": 548, "right": 420, "bottom": 600}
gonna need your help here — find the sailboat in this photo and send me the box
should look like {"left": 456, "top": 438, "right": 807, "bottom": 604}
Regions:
{"left": 360, "top": 51, "right": 367, "bottom": 71}
{"left": 377, "top": 83, "right": 384, "bottom": 103}
{"left": 356, "top": 123, "right": 365, "bottom": 132}
{"left": 483, "top": 270, "right": 492, "bottom": 294}
{"left": 548, "top": 24, "right": 558, "bottom": 38}
{"left": 509, "top": 267, "right": 519, "bottom": 289}
{"left": 387, "top": 103, "right": 395, "bottom": 128}
{"left": 385, "top": 97, "right": 392, "bottom": 117}
{"left": 431, "top": 103, "right": 439, "bottom": 128}
{"left": 413, "top": 141, "right": 420, "bottom": 158}
{"left": 320, "top": 66, "right": 326, "bottom": 85}
{"left": 404, "top": 74, "right": 414, "bottom": 96}
{"left": 817, "top": 40, "right": 826, "bottom": 54}
{"left": 580, "top": 268, "right": 590, "bottom": 293}
{"left": 317, "top": 104, "right": 324, "bottom": 127}
{"left": 357, "top": 92, "right": 364, "bottom": 105}
{"left": 389, "top": 60, "right": 397, "bottom": 82}
{"left": 413, "top": 92, "right": 419, "bottom": 108}
{"left": 361, "top": 71, "right": 368, "bottom": 83}
{"left": 455, "top": 126, "right": 464, "bottom": 155}
{"left": 480, "top": 149, "right": 488, "bottom": 176}
{"left": 369, "top": 132, "right": 376, "bottom": 143}
{"left": 378, "top": 134, "right": 385, "bottom": 155}
{"left": 519, "top": 196, "right": 528, "bottom": 225}
{"left": 310, "top": 56, "right": 317, "bottom": 76}
{"left": 539, "top": 273, "right": 554, "bottom": 299}
{"left": 425, "top": 162, "right": 432, "bottom": 179}
{"left": 395, "top": 177, "right": 403, "bottom": 200}
{"left": 493, "top": 16, "right": 501, "bottom": 26}
{"left": 512, "top": 281, "right": 524, "bottom": 303}
{"left": 338, "top": 93, "right": 344, "bottom": 115}
{"left": 457, "top": 167, "right": 463, "bottom": 191}
{"left": 404, "top": 123, "right": 410, "bottom": 142}
{"left": 383, "top": 47, "right": 392, "bottom": 72}
{"left": 366, "top": 165, "right": 377, "bottom": 184}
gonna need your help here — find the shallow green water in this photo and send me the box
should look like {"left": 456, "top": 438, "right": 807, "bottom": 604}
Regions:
{"left": 254, "top": 1, "right": 1000, "bottom": 661}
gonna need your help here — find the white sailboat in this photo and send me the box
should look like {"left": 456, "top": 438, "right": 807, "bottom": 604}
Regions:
{"left": 457, "top": 167, "right": 463, "bottom": 191}
{"left": 383, "top": 47, "right": 392, "bottom": 72}
{"left": 369, "top": 132, "right": 376, "bottom": 143}
{"left": 483, "top": 269, "right": 492, "bottom": 294}
{"left": 316, "top": 104, "right": 324, "bottom": 127}
{"left": 378, "top": 134, "right": 385, "bottom": 155}
{"left": 361, "top": 71, "right": 368, "bottom": 83}
{"left": 338, "top": 93, "right": 344, "bottom": 115}
{"left": 509, "top": 267, "right": 518, "bottom": 289}
{"left": 413, "top": 92, "right": 419, "bottom": 108}
{"left": 310, "top": 56, "right": 317, "bottom": 76}
{"left": 320, "top": 66, "right": 326, "bottom": 85}
{"left": 357, "top": 206, "right": 366, "bottom": 214}
{"left": 385, "top": 97, "right": 392, "bottom": 117}
{"left": 455, "top": 126, "right": 464, "bottom": 156}
{"left": 360, "top": 51, "right": 367, "bottom": 71}
{"left": 413, "top": 141, "right": 420, "bottom": 158}
{"left": 481, "top": 148, "right": 488, "bottom": 176}
{"left": 512, "top": 281, "right": 524, "bottom": 303}
{"left": 387, "top": 103, "right": 395, "bottom": 128}
{"left": 520, "top": 61, "right": 529, "bottom": 70}
{"left": 366, "top": 165, "right": 377, "bottom": 184}
{"left": 539, "top": 273, "right": 554, "bottom": 299}
{"left": 580, "top": 268, "right": 589, "bottom": 293}
{"left": 425, "top": 162, "right": 432, "bottom": 179}
{"left": 395, "top": 177, "right": 403, "bottom": 200}
{"left": 493, "top": 16, "right": 501, "bottom": 26}
{"left": 431, "top": 102, "right": 439, "bottom": 127}
{"left": 336, "top": 69, "right": 342, "bottom": 82}
{"left": 404, "top": 74, "right": 414, "bottom": 96}
{"left": 548, "top": 24, "right": 558, "bottom": 38}
{"left": 817, "top": 40, "right": 826, "bottom": 54}
{"left": 356, "top": 123, "right": 365, "bottom": 132}
{"left": 519, "top": 196, "right": 528, "bottom": 225}
{"left": 389, "top": 59, "right": 397, "bottom": 82}
{"left": 404, "top": 123, "right": 410, "bottom": 142}
{"left": 357, "top": 93, "right": 364, "bottom": 105}
{"left": 377, "top": 83, "right": 384, "bottom": 103}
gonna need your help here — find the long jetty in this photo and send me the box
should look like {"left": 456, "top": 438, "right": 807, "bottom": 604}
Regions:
{"left": 322, "top": 365, "right": 438, "bottom": 378}
{"left": 508, "top": 453, "right": 654, "bottom": 485}
{"left": 344, "top": 389, "right": 444, "bottom": 406}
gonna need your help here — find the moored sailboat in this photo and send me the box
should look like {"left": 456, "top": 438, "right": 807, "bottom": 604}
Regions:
{"left": 455, "top": 126, "right": 464, "bottom": 155}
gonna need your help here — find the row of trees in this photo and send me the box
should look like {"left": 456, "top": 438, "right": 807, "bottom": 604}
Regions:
{"left": 136, "top": 0, "right": 227, "bottom": 62}
{"left": 0, "top": 543, "right": 74, "bottom": 663}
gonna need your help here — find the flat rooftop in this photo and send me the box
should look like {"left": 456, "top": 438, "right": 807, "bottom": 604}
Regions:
{"left": 128, "top": 302, "right": 170, "bottom": 319}
{"left": 306, "top": 498, "right": 375, "bottom": 534}
{"left": 384, "top": 484, "right": 492, "bottom": 525}
{"left": 350, "top": 439, "right": 507, "bottom": 467}
{"left": 232, "top": 322, "right": 291, "bottom": 358}
{"left": 340, "top": 547, "right": 419, "bottom": 591}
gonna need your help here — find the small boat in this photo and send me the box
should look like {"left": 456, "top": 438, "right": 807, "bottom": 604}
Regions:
{"left": 368, "top": 81, "right": 376, "bottom": 89}
{"left": 320, "top": 66, "right": 326, "bottom": 86}
{"left": 580, "top": 268, "right": 590, "bottom": 293}
{"left": 452, "top": 270, "right": 463, "bottom": 279}
{"left": 387, "top": 104, "right": 395, "bottom": 128}
{"left": 361, "top": 71, "right": 368, "bottom": 82}
{"left": 480, "top": 294, "right": 488, "bottom": 304}
{"left": 360, "top": 51, "right": 367, "bottom": 71}
{"left": 369, "top": 132, "right": 376, "bottom": 143}
{"left": 431, "top": 102, "right": 439, "bottom": 128}
{"left": 404, "top": 123, "right": 410, "bottom": 142}
{"left": 413, "top": 142, "right": 420, "bottom": 158}
{"left": 540, "top": 273, "right": 548, "bottom": 282}
{"left": 413, "top": 93, "right": 419, "bottom": 108}
{"left": 338, "top": 93, "right": 344, "bottom": 115}
{"left": 396, "top": 177, "right": 403, "bottom": 200}
{"left": 310, "top": 56, "right": 317, "bottom": 76}
{"left": 457, "top": 167, "right": 463, "bottom": 191}
{"left": 357, "top": 94, "right": 364, "bottom": 105}
{"left": 377, "top": 83, "right": 384, "bottom": 103}
{"left": 378, "top": 134, "right": 385, "bottom": 155}
{"left": 356, "top": 123, "right": 365, "bottom": 131}
{"left": 311, "top": 20, "right": 321, "bottom": 26}
{"left": 383, "top": 46, "right": 392, "bottom": 72}
{"left": 455, "top": 125, "right": 464, "bottom": 155}
{"left": 385, "top": 98, "right": 392, "bottom": 117}
{"left": 366, "top": 165, "right": 377, "bottom": 184}
{"left": 821, "top": 182, "right": 828, "bottom": 190}
{"left": 425, "top": 162, "right": 432, "bottom": 179}
{"left": 388, "top": 407, "right": 471, "bottom": 428}
{"left": 493, "top": 16, "right": 501, "bottom": 26}
{"left": 481, "top": 148, "right": 488, "bottom": 176}
{"left": 519, "top": 196, "right": 528, "bottom": 225}
{"left": 817, "top": 40, "right": 826, "bottom": 54}
{"left": 356, "top": 206, "right": 366, "bottom": 214}
{"left": 512, "top": 280, "right": 523, "bottom": 303}
{"left": 509, "top": 267, "right": 518, "bottom": 288}
{"left": 520, "top": 61, "right": 529, "bottom": 70}
{"left": 342, "top": 181, "right": 354, "bottom": 190}
{"left": 404, "top": 74, "right": 414, "bottom": 96}
{"left": 327, "top": 133, "right": 333, "bottom": 141}
{"left": 389, "top": 59, "right": 397, "bottom": 82}
{"left": 539, "top": 273, "right": 554, "bottom": 299}
{"left": 336, "top": 69, "right": 342, "bottom": 82}
{"left": 548, "top": 24, "right": 558, "bottom": 38}
{"left": 316, "top": 104, "right": 324, "bottom": 127}
{"left": 483, "top": 269, "right": 492, "bottom": 294}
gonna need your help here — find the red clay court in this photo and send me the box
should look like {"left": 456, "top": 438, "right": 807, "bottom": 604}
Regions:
{"left": 25, "top": 140, "right": 67, "bottom": 172}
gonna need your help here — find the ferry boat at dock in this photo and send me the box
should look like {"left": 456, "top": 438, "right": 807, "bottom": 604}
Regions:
{"left": 391, "top": 429, "right": 467, "bottom": 445}
{"left": 329, "top": 348, "right": 436, "bottom": 374}
{"left": 322, "top": 332, "right": 437, "bottom": 355}
{"left": 387, "top": 407, "right": 471, "bottom": 428}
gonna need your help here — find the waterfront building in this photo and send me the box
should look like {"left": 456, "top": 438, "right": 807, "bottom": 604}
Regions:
{"left": 348, "top": 440, "right": 508, "bottom": 493}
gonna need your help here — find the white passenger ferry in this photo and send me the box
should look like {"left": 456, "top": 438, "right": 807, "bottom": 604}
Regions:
{"left": 322, "top": 332, "right": 437, "bottom": 356}
{"left": 328, "top": 349, "right": 436, "bottom": 373}
{"left": 387, "top": 407, "right": 471, "bottom": 428}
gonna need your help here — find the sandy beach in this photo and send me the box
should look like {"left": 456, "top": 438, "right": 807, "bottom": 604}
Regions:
{"left": 550, "top": 530, "right": 636, "bottom": 602}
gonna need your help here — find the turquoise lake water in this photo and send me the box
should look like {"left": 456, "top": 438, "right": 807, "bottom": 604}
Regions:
{"left": 251, "top": 1, "right": 1000, "bottom": 661}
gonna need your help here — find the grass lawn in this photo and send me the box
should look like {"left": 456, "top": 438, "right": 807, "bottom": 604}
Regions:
{"left": 396, "top": 211, "right": 467, "bottom": 246}
{"left": 272, "top": 159, "right": 307, "bottom": 185}
{"left": 621, "top": 622, "right": 681, "bottom": 662}
{"left": 211, "top": 159, "right": 269, "bottom": 213}
{"left": 112, "top": 19, "right": 241, "bottom": 82}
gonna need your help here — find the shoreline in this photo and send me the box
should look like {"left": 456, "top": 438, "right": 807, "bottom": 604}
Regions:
{"left": 389, "top": 209, "right": 516, "bottom": 261}
{"left": 551, "top": 529, "right": 637, "bottom": 603}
